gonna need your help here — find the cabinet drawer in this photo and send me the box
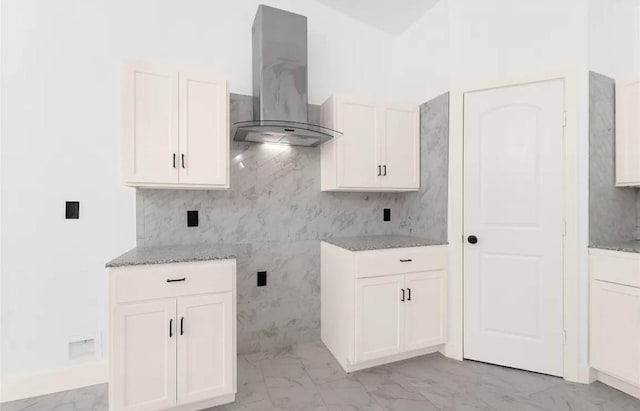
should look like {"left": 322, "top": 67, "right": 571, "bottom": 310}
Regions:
{"left": 356, "top": 246, "right": 446, "bottom": 279}
{"left": 590, "top": 252, "right": 640, "bottom": 288}
{"left": 111, "top": 260, "right": 234, "bottom": 303}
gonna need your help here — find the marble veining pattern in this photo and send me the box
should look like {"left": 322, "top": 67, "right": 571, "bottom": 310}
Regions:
{"left": 323, "top": 234, "right": 446, "bottom": 251}
{"left": 3, "top": 341, "right": 640, "bottom": 411}
{"left": 396, "top": 92, "right": 449, "bottom": 242}
{"left": 589, "top": 240, "right": 640, "bottom": 254}
{"left": 136, "top": 93, "right": 449, "bottom": 354}
{"left": 105, "top": 243, "right": 241, "bottom": 267}
{"left": 589, "top": 72, "right": 638, "bottom": 245}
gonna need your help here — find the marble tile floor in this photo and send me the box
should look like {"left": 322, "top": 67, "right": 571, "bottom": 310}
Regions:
{"left": 3, "top": 340, "right": 640, "bottom": 411}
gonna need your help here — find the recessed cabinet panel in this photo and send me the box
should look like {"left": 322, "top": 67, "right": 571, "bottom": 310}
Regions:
{"left": 616, "top": 79, "right": 640, "bottom": 186}
{"left": 112, "top": 300, "right": 177, "bottom": 411}
{"left": 321, "top": 95, "right": 419, "bottom": 192}
{"left": 178, "top": 293, "right": 234, "bottom": 404}
{"left": 591, "top": 280, "right": 640, "bottom": 385}
{"left": 381, "top": 106, "right": 420, "bottom": 189}
{"left": 355, "top": 276, "right": 404, "bottom": 362}
{"left": 404, "top": 271, "right": 446, "bottom": 351}
{"left": 179, "top": 70, "right": 229, "bottom": 187}
{"left": 336, "top": 99, "right": 379, "bottom": 188}
{"left": 124, "top": 63, "right": 179, "bottom": 185}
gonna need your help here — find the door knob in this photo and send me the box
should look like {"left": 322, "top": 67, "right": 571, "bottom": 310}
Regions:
{"left": 467, "top": 235, "right": 478, "bottom": 244}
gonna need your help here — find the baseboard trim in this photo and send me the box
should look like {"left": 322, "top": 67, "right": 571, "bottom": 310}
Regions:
{"left": 346, "top": 345, "right": 444, "bottom": 372}
{"left": 595, "top": 370, "right": 640, "bottom": 400}
{"left": 578, "top": 366, "right": 597, "bottom": 384}
{"left": 1, "top": 361, "right": 108, "bottom": 403}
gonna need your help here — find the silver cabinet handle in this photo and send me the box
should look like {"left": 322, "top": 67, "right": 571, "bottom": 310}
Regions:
{"left": 383, "top": 165, "right": 387, "bottom": 176}
{"left": 181, "top": 154, "right": 185, "bottom": 169}
{"left": 169, "top": 319, "right": 174, "bottom": 338}
{"left": 173, "top": 154, "right": 177, "bottom": 168}
{"left": 377, "top": 165, "right": 381, "bottom": 176}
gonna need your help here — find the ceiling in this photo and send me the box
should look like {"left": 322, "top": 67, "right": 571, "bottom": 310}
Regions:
{"left": 315, "top": 0, "right": 440, "bottom": 35}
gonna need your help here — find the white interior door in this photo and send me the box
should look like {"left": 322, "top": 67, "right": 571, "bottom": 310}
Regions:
{"left": 380, "top": 105, "right": 420, "bottom": 189}
{"left": 463, "top": 79, "right": 564, "bottom": 376}
{"left": 354, "top": 275, "right": 404, "bottom": 363}
{"left": 177, "top": 293, "right": 234, "bottom": 404}
{"left": 124, "top": 62, "right": 179, "bottom": 185}
{"left": 178, "top": 69, "right": 229, "bottom": 187}
{"left": 113, "top": 300, "right": 177, "bottom": 410}
{"left": 336, "top": 97, "right": 381, "bottom": 188}
{"left": 404, "top": 271, "right": 447, "bottom": 351}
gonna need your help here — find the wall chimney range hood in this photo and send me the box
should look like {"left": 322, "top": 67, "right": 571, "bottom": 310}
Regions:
{"left": 233, "top": 5, "right": 341, "bottom": 147}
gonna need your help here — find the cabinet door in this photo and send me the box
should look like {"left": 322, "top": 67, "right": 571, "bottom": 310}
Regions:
{"left": 113, "top": 300, "right": 177, "bottom": 411}
{"left": 178, "top": 70, "right": 229, "bottom": 187}
{"left": 616, "top": 79, "right": 640, "bottom": 186}
{"left": 380, "top": 105, "right": 420, "bottom": 189}
{"left": 404, "top": 271, "right": 447, "bottom": 351}
{"left": 177, "top": 293, "right": 234, "bottom": 404}
{"left": 591, "top": 280, "right": 640, "bottom": 384}
{"left": 355, "top": 276, "right": 404, "bottom": 363}
{"left": 124, "top": 62, "right": 179, "bottom": 185}
{"left": 335, "top": 96, "right": 381, "bottom": 189}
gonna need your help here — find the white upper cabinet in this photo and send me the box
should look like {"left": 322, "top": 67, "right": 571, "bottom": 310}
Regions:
{"left": 616, "top": 78, "right": 640, "bottom": 186}
{"left": 321, "top": 95, "right": 419, "bottom": 192}
{"left": 124, "top": 62, "right": 229, "bottom": 190}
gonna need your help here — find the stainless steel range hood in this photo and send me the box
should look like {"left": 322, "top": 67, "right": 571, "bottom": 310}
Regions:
{"left": 233, "top": 5, "right": 341, "bottom": 147}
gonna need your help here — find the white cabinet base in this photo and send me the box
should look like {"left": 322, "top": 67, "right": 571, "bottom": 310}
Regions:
{"left": 168, "top": 393, "right": 235, "bottom": 411}
{"left": 325, "top": 343, "right": 443, "bottom": 373}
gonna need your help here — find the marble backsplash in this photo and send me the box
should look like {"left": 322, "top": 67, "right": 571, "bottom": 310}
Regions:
{"left": 136, "top": 92, "right": 449, "bottom": 354}
{"left": 588, "top": 71, "right": 638, "bottom": 246}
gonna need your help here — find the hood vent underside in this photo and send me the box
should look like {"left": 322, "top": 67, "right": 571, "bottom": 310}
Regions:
{"left": 233, "top": 120, "right": 338, "bottom": 147}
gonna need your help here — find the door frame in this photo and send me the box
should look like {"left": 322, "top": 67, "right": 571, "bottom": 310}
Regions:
{"left": 444, "top": 71, "right": 587, "bottom": 383}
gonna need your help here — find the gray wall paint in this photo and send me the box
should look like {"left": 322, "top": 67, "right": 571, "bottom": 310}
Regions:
{"left": 136, "top": 92, "right": 449, "bottom": 354}
{"left": 589, "top": 71, "right": 637, "bottom": 245}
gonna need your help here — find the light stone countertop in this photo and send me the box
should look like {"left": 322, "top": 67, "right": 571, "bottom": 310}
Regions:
{"left": 106, "top": 243, "right": 240, "bottom": 268}
{"left": 589, "top": 240, "right": 640, "bottom": 254}
{"left": 323, "top": 235, "right": 447, "bottom": 252}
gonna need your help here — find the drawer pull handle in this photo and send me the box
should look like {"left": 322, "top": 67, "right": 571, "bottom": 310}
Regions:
{"left": 180, "top": 317, "right": 185, "bottom": 336}
{"left": 166, "top": 278, "right": 186, "bottom": 283}
{"left": 401, "top": 288, "right": 405, "bottom": 302}
{"left": 169, "top": 319, "right": 173, "bottom": 338}
{"left": 407, "top": 288, "right": 412, "bottom": 301}
{"left": 400, "top": 259, "right": 413, "bottom": 262}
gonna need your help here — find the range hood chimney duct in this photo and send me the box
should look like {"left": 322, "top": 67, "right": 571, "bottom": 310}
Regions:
{"left": 233, "top": 5, "right": 341, "bottom": 147}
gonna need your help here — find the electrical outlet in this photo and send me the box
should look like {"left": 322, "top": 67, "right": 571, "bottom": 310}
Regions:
{"left": 257, "top": 271, "right": 267, "bottom": 287}
{"left": 187, "top": 210, "right": 199, "bottom": 227}
{"left": 384, "top": 208, "right": 391, "bottom": 221}
{"left": 66, "top": 201, "right": 80, "bottom": 219}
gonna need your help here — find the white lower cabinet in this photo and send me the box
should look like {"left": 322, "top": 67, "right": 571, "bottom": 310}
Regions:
{"left": 355, "top": 275, "right": 404, "bottom": 363}
{"left": 109, "top": 260, "right": 236, "bottom": 411}
{"left": 589, "top": 249, "right": 640, "bottom": 398}
{"left": 322, "top": 242, "right": 447, "bottom": 372}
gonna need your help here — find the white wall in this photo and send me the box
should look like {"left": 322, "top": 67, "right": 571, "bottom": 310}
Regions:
{"left": 589, "top": 0, "right": 640, "bottom": 80}
{"left": 0, "top": 0, "right": 397, "bottom": 385}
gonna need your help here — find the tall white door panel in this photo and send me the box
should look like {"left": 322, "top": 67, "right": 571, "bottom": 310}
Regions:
{"left": 354, "top": 276, "right": 404, "bottom": 363}
{"left": 113, "top": 300, "right": 177, "bottom": 410}
{"left": 616, "top": 79, "right": 640, "bottom": 186}
{"left": 178, "top": 70, "right": 229, "bottom": 187}
{"left": 124, "top": 62, "right": 179, "bottom": 185}
{"left": 464, "top": 79, "right": 564, "bottom": 376}
{"left": 335, "top": 97, "right": 380, "bottom": 189}
{"left": 381, "top": 106, "right": 420, "bottom": 189}
{"left": 177, "top": 293, "right": 234, "bottom": 404}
